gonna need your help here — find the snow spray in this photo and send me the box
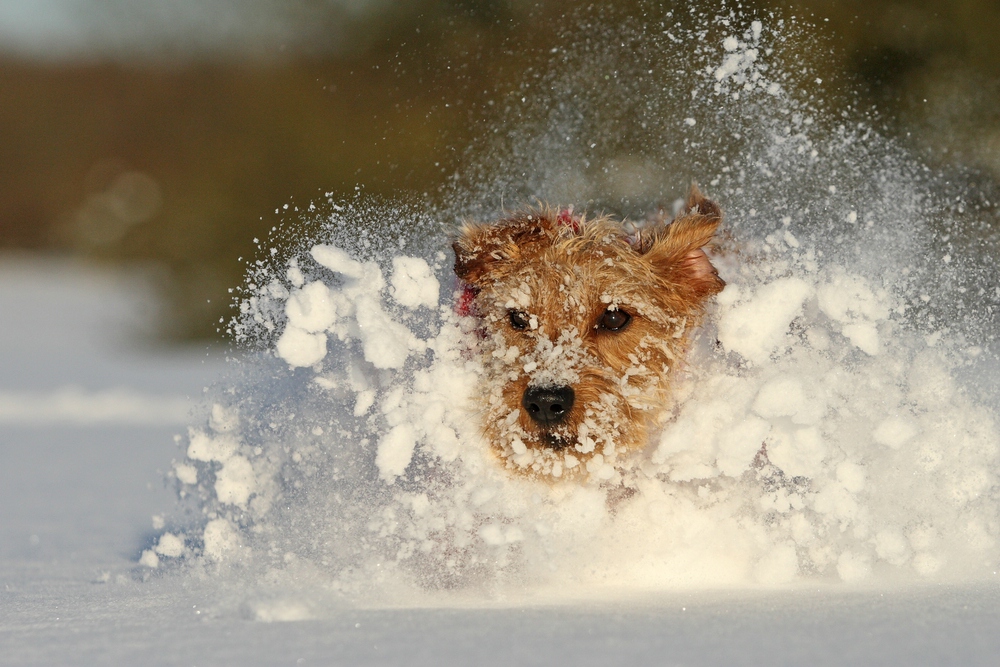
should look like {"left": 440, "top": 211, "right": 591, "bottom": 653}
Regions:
{"left": 147, "top": 8, "right": 1000, "bottom": 613}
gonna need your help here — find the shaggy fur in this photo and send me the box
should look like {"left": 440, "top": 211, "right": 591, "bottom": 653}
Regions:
{"left": 454, "top": 186, "right": 725, "bottom": 479}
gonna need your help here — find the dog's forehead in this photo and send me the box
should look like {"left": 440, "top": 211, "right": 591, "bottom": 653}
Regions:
{"left": 498, "top": 242, "right": 638, "bottom": 312}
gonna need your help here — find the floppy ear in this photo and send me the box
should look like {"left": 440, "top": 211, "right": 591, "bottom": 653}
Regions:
{"left": 640, "top": 185, "right": 725, "bottom": 300}
{"left": 453, "top": 212, "right": 560, "bottom": 285}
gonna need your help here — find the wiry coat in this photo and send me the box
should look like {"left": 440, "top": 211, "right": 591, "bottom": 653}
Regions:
{"left": 454, "top": 187, "right": 725, "bottom": 480}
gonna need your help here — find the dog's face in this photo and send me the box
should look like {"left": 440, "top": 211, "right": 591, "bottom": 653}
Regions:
{"left": 454, "top": 189, "right": 725, "bottom": 479}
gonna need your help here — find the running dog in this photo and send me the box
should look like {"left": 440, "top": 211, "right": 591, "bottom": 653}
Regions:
{"left": 453, "top": 186, "right": 725, "bottom": 480}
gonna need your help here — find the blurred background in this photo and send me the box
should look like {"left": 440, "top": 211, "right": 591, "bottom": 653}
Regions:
{"left": 3, "top": 0, "right": 999, "bottom": 340}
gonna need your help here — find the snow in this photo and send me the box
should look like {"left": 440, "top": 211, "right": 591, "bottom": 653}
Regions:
{"left": 154, "top": 532, "right": 185, "bottom": 558}
{"left": 206, "top": 205, "right": 998, "bottom": 598}
{"left": 213, "top": 453, "right": 257, "bottom": 507}
{"left": 275, "top": 243, "right": 425, "bottom": 370}
{"left": 201, "top": 517, "right": 244, "bottom": 562}
{"left": 173, "top": 13, "right": 1000, "bottom": 604}
{"left": 376, "top": 423, "right": 418, "bottom": 482}
{"left": 275, "top": 324, "right": 327, "bottom": 368}
{"left": 285, "top": 280, "right": 338, "bottom": 333}
{"left": 716, "top": 277, "right": 813, "bottom": 365}
{"left": 5, "top": 10, "right": 1000, "bottom": 666}
{"left": 873, "top": 415, "right": 921, "bottom": 449}
{"left": 390, "top": 256, "right": 440, "bottom": 309}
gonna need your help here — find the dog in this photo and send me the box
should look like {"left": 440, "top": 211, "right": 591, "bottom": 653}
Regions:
{"left": 453, "top": 186, "right": 725, "bottom": 480}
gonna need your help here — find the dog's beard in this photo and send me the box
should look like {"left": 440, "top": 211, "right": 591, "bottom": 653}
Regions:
{"left": 539, "top": 428, "right": 574, "bottom": 450}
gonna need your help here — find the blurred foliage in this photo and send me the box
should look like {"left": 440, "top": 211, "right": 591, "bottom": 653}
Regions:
{"left": 773, "top": 0, "right": 1000, "bottom": 169}
{"left": 2, "top": 0, "right": 999, "bottom": 339}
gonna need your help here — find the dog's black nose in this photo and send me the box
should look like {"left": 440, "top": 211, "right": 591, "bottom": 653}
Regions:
{"left": 522, "top": 385, "right": 575, "bottom": 426}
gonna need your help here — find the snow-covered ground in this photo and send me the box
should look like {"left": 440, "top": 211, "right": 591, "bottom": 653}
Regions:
{"left": 0, "top": 257, "right": 227, "bottom": 663}
{"left": 0, "top": 257, "right": 221, "bottom": 565}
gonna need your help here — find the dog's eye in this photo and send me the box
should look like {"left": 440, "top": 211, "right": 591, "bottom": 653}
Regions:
{"left": 508, "top": 310, "right": 530, "bottom": 330}
{"left": 599, "top": 309, "right": 631, "bottom": 332}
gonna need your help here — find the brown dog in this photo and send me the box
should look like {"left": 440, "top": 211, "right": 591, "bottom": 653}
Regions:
{"left": 453, "top": 186, "right": 725, "bottom": 480}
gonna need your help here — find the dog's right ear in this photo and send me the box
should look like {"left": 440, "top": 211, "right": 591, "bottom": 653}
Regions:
{"left": 453, "top": 213, "right": 559, "bottom": 285}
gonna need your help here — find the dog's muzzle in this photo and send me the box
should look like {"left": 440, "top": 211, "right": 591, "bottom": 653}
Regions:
{"left": 522, "top": 385, "right": 575, "bottom": 427}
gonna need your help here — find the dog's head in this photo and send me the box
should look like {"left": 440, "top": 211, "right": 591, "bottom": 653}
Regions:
{"left": 454, "top": 187, "right": 724, "bottom": 479}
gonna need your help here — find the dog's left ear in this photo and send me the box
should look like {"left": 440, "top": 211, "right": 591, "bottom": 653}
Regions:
{"left": 640, "top": 185, "right": 725, "bottom": 300}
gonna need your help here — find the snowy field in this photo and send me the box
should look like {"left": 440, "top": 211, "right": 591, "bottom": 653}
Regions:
{"left": 6, "top": 9, "right": 1000, "bottom": 666}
